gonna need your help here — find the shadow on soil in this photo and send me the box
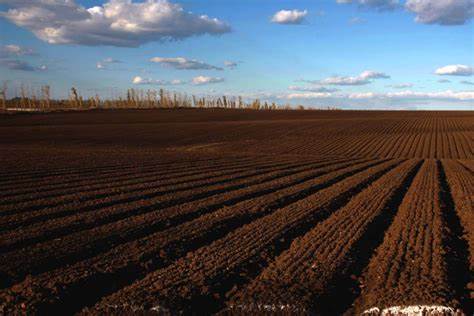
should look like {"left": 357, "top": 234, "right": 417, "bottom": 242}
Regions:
{"left": 438, "top": 160, "right": 472, "bottom": 315}
{"left": 312, "top": 160, "right": 423, "bottom": 315}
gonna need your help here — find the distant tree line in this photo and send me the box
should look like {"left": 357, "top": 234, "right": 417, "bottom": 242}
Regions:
{"left": 0, "top": 83, "right": 340, "bottom": 112}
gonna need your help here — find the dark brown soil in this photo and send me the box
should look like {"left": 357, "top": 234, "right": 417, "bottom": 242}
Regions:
{"left": 0, "top": 109, "right": 472, "bottom": 315}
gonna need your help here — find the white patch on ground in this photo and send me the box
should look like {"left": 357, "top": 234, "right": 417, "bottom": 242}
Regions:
{"left": 150, "top": 305, "right": 170, "bottom": 313}
{"left": 228, "top": 303, "right": 305, "bottom": 312}
{"left": 363, "top": 305, "right": 459, "bottom": 315}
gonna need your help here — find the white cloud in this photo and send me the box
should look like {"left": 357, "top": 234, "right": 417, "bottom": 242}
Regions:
{"left": 286, "top": 92, "right": 332, "bottom": 99}
{"left": 132, "top": 76, "right": 146, "bottom": 84}
{"left": 224, "top": 60, "right": 239, "bottom": 69}
{"left": 348, "top": 92, "right": 377, "bottom": 99}
{"left": 192, "top": 76, "right": 224, "bottom": 85}
{"left": 288, "top": 85, "right": 339, "bottom": 93}
{"left": 356, "top": 90, "right": 474, "bottom": 100}
{"left": 388, "top": 83, "right": 414, "bottom": 88}
{"left": 306, "top": 70, "right": 390, "bottom": 86}
{"left": 315, "top": 77, "right": 368, "bottom": 85}
{"left": 0, "top": 59, "right": 36, "bottom": 71}
{"left": 0, "top": 0, "right": 231, "bottom": 47}
{"left": 96, "top": 57, "right": 122, "bottom": 69}
{"left": 435, "top": 64, "right": 473, "bottom": 76}
{"left": 281, "top": 89, "right": 474, "bottom": 101}
{"left": 337, "top": 0, "right": 399, "bottom": 11}
{"left": 103, "top": 57, "right": 122, "bottom": 64}
{"left": 150, "top": 57, "right": 222, "bottom": 70}
{"left": 0, "top": 44, "right": 35, "bottom": 57}
{"left": 359, "top": 70, "right": 390, "bottom": 79}
{"left": 438, "top": 79, "right": 451, "bottom": 83}
{"left": 271, "top": 9, "right": 308, "bottom": 24}
{"left": 132, "top": 76, "right": 185, "bottom": 85}
{"left": 385, "top": 90, "right": 474, "bottom": 100}
{"left": 405, "top": 0, "right": 474, "bottom": 25}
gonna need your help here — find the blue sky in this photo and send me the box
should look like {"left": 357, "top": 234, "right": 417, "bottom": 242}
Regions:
{"left": 0, "top": 0, "right": 473, "bottom": 109}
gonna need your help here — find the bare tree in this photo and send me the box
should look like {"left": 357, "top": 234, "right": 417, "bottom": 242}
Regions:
{"left": 41, "top": 85, "right": 51, "bottom": 110}
{"left": 70, "top": 87, "right": 79, "bottom": 108}
{"left": 0, "top": 82, "right": 7, "bottom": 110}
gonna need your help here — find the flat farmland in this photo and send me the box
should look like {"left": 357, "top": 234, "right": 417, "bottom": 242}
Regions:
{"left": 0, "top": 109, "right": 472, "bottom": 315}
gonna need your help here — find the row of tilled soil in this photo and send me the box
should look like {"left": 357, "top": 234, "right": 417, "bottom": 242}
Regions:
{"left": 0, "top": 157, "right": 360, "bottom": 287}
{"left": 441, "top": 160, "right": 474, "bottom": 304}
{"left": 354, "top": 160, "right": 468, "bottom": 314}
{"left": 0, "top": 155, "right": 271, "bottom": 204}
{"left": 0, "top": 158, "right": 327, "bottom": 252}
{"left": 226, "top": 159, "right": 421, "bottom": 314}
{"left": 0, "top": 156, "right": 300, "bottom": 218}
{"left": 82, "top": 159, "right": 402, "bottom": 314}
{"left": 0, "top": 158, "right": 388, "bottom": 314}
{"left": 0, "top": 157, "right": 307, "bottom": 225}
{"left": 0, "top": 154, "right": 231, "bottom": 187}
{"left": 232, "top": 117, "right": 473, "bottom": 159}
{"left": 0, "top": 157, "right": 309, "bottom": 232}
{"left": 2, "top": 111, "right": 473, "bottom": 160}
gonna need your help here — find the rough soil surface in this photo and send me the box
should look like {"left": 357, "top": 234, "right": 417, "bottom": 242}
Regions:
{"left": 0, "top": 109, "right": 472, "bottom": 315}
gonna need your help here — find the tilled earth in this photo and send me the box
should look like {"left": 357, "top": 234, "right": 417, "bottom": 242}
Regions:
{"left": 0, "top": 109, "right": 472, "bottom": 315}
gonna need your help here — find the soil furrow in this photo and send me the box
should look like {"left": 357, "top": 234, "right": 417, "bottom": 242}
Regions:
{"left": 225, "top": 159, "right": 420, "bottom": 314}
{"left": 353, "top": 160, "right": 468, "bottom": 315}
{"left": 0, "top": 156, "right": 280, "bottom": 205}
{"left": 0, "top": 158, "right": 360, "bottom": 285}
{"left": 0, "top": 159, "right": 377, "bottom": 313}
{"left": 86, "top": 159, "right": 397, "bottom": 315}
{"left": 0, "top": 158, "right": 330, "bottom": 252}
{"left": 0, "top": 158, "right": 296, "bottom": 213}
{"left": 0, "top": 159, "right": 300, "bottom": 230}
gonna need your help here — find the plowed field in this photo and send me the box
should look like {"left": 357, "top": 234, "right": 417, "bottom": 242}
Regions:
{"left": 0, "top": 109, "right": 472, "bottom": 315}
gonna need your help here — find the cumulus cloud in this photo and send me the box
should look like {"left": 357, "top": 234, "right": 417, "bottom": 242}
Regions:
{"left": 96, "top": 57, "right": 123, "bottom": 69}
{"left": 103, "top": 57, "right": 122, "bottom": 64}
{"left": 224, "top": 60, "right": 239, "bottom": 69}
{"left": 388, "top": 83, "right": 414, "bottom": 88}
{"left": 0, "top": 0, "right": 231, "bottom": 47}
{"left": 374, "top": 90, "right": 474, "bottom": 100}
{"left": 132, "top": 76, "right": 185, "bottom": 85}
{"left": 0, "top": 44, "right": 35, "bottom": 57}
{"left": 360, "top": 70, "right": 391, "bottom": 79}
{"left": 337, "top": 0, "right": 400, "bottom": 11}
{"left": 0, "top": 44, "right": 43, "bottom": 71}
{"left": 0, "top": 59, "right": 36, "bottom": 71}
{"left": 282, "top": 89, "right": 474, "bottom": 101}
{"left": 438, "top": 79, "right": 451, "bottom": 83}
{"left": 405, "top": 0, "right": 474, "bottom": 25}
{"left": 384, "top": 90, "right": 474, "bottom": 100}
{"left": 435, "top": 64, "right": 473, "bottom": 76}
{"left": 305, "top": 70, "right": 390, "bottom": 86}
{"left": 288, "top": 85, "right": 339, "bottom": 93}
{"left": 150, "top": 57, "right": 222, "bottom": 70}
{"left": 339, "top": 0, "right": 473, "bottom": 24}
{"left": 286, "top": 92, "right": 332, "bottom": 99}
{"left": 348, "top": 92, "right": 377, "bottom": 99}
{"left": 271, "top": 9, "right": 308, "bottom": 24}
{"left": 192, "top": 76, "right": 224, "bottom": 85}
